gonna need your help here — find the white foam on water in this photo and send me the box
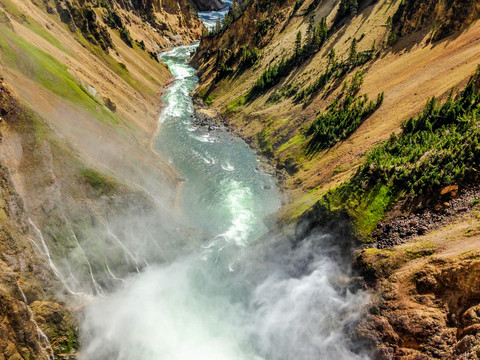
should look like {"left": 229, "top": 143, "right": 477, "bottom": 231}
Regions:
{"left": 172, "top": 65, "right": 194, "bottom": 80}
{"left": 192, "top": 133, "right": 215, "bottom": 143}
{"left": 202, "top": 156, "right": 215, "bottom": 165}
{"left": 221, "top": 162, "right": 235, "bottom": 172}
{"left": 218, "top": 179, "right": 255, "bottom": 247}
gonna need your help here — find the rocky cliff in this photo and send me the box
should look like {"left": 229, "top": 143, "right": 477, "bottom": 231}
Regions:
{"left": 52, "top": 0, "right": 204, "bottom": 48}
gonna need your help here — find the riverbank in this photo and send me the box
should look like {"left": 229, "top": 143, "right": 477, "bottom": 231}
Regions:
{"left": 193, "top": 98, "right": 291, "bottom": 210}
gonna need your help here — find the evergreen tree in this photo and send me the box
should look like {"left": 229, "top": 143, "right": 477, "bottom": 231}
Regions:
{"left": 338, "top": 0, "right": 359, "bottom": 18}
{"left": 231, "top": 0, "right": 241, "bottom": 19}
{"left": 306, "top": 16, "right": 315, "bottom": 50}
{"left": 328, "top": 48, "right": 336, "bottom": 67}
{"left": 351, "top": 0, "right": 358, "bottom": 15}
{"left": 348, "top": 38, "right": 357, "bottom": 65}
{"left": 316, "top": 16, "right": 328, "bottom": 46}
{"left": 295, "top": 31, "right": 303, "bottom": 59}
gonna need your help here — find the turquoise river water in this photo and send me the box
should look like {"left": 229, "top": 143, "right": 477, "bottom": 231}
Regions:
{"left": 77, "top": 10, "right": 371, "bottom": 360}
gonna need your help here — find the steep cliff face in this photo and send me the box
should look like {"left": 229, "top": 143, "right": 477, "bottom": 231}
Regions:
{"left": 0, "top": 81, "right": 79, "bottom": 359}
{"left": 50, "top": 0, "right": 204, "bottom": 49}
{"left": 356, "top": 204, "right": 480, "bottom": 359}
{"left": 191, "top": 0, "right": 295, "bottom": 80}
{"left": 392, "top": 0, "right": 480, "bottom": 41}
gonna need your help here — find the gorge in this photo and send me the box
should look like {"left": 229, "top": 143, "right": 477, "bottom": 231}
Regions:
{"left": 79, "top": 24, "right": 370, "bottom": 359}
{"left": 0, "top": 0, "right": 480, "bottom": 359}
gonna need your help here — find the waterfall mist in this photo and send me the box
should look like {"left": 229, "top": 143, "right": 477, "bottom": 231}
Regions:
{"left": 33, "top": 42, "right": 372, "bottom": 360}
{"left": 79, "top": 224, "right": 370, "bottom": 360}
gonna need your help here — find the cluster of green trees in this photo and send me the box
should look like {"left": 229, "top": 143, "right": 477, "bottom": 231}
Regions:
{"left": 306, "top": 70, "right": 384, "bottom": 152}
{"left": 215, "top": 46, "right": 260, "bottom": 79}
{"left": 239, "top": 46, "right": 260, "bottom": 68}
{"left": 204, "top": 0, "right": 253, "bottom": 38}
{"left": 58, "top": 3, "right": 113, "bottom": 51}
{"left": 337, "top": 0, "right": 359, "bottom": 19}
{"left": 294, "top": 38, "right": 376, "bottom": 102}
{"left": 249, "top": 16, "right": 328, "bottom": 97}
{"left": 103, "top": 7, "right": 135, "bottom": 47}
{"left": 352, "top": 67, "right": 480, "bottom": 197}
{"left": 334, "top": 0, "right": 381, "bottom": 25}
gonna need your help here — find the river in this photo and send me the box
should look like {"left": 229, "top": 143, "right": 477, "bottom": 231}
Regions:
{"left": 78, "top": 9, "right": 370, "bottom": 360}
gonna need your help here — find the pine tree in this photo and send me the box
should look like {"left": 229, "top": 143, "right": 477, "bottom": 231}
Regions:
{"left": 315, "top": 17, "right": 328, "bottom": 48}
{"left": 349, "top": 38, "right": 357, "bottom": 65}
{"left": 306, "top": 16, "right": 315, "bottom": 50}
{"left": 215, "top": 17, "right": 222, "bottom": 34}
{"left": 295, "top": 31, "right": 303, "bottom": 59}
{"left": 328, "top": 48, "right": 336, "bottom": 68}
{"left": 351, "top": 0, "right": 358, "bottom": 15}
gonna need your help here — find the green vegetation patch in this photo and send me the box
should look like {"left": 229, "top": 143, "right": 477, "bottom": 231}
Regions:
{"left": 80, "top": 168, "right": 116, "bottom": 194}
{"left": 0, "top": 0, "right": 68, "bottom": 52}
{"left": 249, "top": 16, "right": 329, "bottom": 98}
{"left": 278, "top": 133, "right": 306, "bottom": 153}
{"left": 306, "top": 70, "right": 384, "bottom": 152}
{"left": 317, "top": 183, "right": 395, "bottom": 241}
{"left": 257, "top": 128, "right": 274, "bottom": 157}
{"left": 471, "top": 199, "right": 480, "bottom": 207}
{"left": 310, "top": 66, "right": 480, "bottom": 241}
{"left": 227, "top": 93, "right": 248, "bottom": 113}
{"left": 205, "top": 94, "right": 217, "bottom": 106}
{"left": 355, "top": 70, "right": 480, "bottom": 197}
{"left": 0, "top": 26, "right": 119, "bottom": 125}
